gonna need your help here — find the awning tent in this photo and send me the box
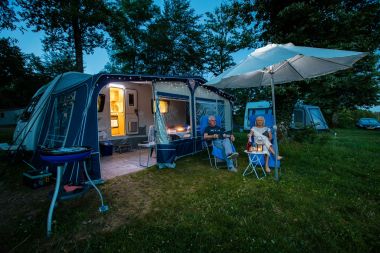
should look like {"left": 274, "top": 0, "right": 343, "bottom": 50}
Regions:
{"left": 12, "top": 72, "right": 234, "bottom": 180}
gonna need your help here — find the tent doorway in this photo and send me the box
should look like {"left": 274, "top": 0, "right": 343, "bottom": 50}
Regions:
{"left": 98, "top": 81, "right": 156, "bottom": 179}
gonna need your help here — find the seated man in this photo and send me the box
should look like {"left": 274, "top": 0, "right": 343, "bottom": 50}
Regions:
{"left": 203, "top": 115, "right": 239, "bottom": 172}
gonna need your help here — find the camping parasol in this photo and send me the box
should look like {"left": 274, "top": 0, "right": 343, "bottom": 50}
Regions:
{"left": 205, "top": 43, "right": 367, "bottom": 180}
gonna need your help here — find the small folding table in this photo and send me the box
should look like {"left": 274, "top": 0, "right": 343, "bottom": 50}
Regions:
{"left": 243, "top": 150, "right": 269, "bottom": 179}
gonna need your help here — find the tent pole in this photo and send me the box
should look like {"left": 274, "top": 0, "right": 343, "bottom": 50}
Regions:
{"left": 270, "top": 73, "right": 280, "bottom": 181}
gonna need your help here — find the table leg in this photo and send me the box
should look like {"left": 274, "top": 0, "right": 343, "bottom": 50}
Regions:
{"left": 146, "top": 147, "right": 151, "bottom": 167}
{"left": 139, "top": 146, "right": 143, "bottom": 166}
{"left": 83, "top": 161, "right": 108, "bottom": 213}
{"left": 47, "top": 165, "right": 62, "bottom": 237}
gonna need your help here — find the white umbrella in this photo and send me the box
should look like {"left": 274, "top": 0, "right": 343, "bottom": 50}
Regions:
{"left": 206, "top": 43, "right": 367, "bottom": 180}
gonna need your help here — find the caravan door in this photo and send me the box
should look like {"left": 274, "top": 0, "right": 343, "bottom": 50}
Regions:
{"left": 125, "top": 89, "right": 138, "bottom": 134}
{"left": 110, "top": 87, "right": 125, "bottom": 136}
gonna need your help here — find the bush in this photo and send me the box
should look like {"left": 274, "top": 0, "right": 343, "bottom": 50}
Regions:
{"left": 289, "top": 126, "right": 331, "bottom": 144}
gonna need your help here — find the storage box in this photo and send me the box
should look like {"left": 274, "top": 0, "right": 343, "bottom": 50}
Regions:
{"left": 23, "top": 170, "right": 52, "bottom": 189}
{"left": 99, "top": 141, "right": 113, "bottom": 156}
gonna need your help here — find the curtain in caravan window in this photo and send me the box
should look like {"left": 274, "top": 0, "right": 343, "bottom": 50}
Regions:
{"left": 43, "top": 91, "right": 76, "bottom": 147}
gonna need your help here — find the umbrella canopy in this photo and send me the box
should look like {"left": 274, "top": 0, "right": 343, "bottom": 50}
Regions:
{"left": 206, "top": 43, "right": 367, "bottom": 88}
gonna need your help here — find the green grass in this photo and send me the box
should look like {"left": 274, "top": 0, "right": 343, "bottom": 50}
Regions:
{"left": 0, "top": 129, "right": 379, "bottom": 252}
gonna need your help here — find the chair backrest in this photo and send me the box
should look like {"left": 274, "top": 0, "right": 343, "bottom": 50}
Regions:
{"left": 200, "top": 115, "right": 222, "bottom": 136}
{"left": 249, "top": 114, "right": 274, "bottom": 129}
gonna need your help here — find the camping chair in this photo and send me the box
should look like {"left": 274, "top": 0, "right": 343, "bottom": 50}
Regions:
{"left": 199, "top": 116, "right": 214, "bottom": 167}
{"left": 199, "top": 115, "right": 237, "bottom": 169}
{"left": 248, "top": 114, "right": 280, "bottom": 169}
{"left": 138, "top": 125, "right": 155, "bottom": 167}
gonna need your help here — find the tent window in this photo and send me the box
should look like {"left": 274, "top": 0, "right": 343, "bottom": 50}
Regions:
{"left": 163, "top": 99, "right": 191, "bottom": 141}
{"left": 217, "top": 100, "right": 226, "bottom": 127}
{"left": 309, "top": 108, "right": 325, "bottom": 128}
{"left": 294, "top": 109, "right": 304, "bottom": 128}
{"left": 43, "top": 91, "right": 76, "bottom": 147}
{"left": 196, "top": 99, "right": 225, "bottom": 129}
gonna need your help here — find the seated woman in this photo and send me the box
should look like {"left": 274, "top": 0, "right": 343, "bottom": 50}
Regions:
{"left": 248, "top": 116, "right": 282, "bottom": 173}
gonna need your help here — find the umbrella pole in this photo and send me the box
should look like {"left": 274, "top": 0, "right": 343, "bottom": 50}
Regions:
{"left": 270, "top": 73, "right": 280, "bottom": 181}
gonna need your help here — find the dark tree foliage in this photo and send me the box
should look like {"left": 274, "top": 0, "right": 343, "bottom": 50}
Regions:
{"left": 230, "top": 0, "right": 380, "bottom": 123}
{"left": 144, "top": 0, "right": 206, "bottom": 75}
{"left": 204, "top": 3, "right": 260, "bottom": 76}
{"left": 42, "top": 51, "right": 77, "bottom": 77}
{"left": 106, "top": 0, "right": 205, "bottom": 75}
{"left": 0, "top": 38, "right": 50, "bottom": 108}
{"left": 0, "top": 0, "right": 18, "bottom": 31}
{"left": 17, "top": 0, "right": 111, "bottom": 73}
{"left": 106, "top": 0, "right": 160, "bottom": 74}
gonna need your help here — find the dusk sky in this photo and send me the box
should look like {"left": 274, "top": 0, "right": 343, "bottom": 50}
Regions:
{"left": 0, "top": 0, "right": 251, "bottom": 78}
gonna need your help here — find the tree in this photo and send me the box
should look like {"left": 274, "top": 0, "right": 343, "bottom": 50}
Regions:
{"left": 106, "top": 0, "right": 160, "bottom": 73}
{"left": 42, "top": 51, "right": 77, "bottom": 77}
{"left": 204, "top": 2, "right": 259, "bottom": 76}
{"left": 231, "top": 0, "right": 380, "bottom": 123}
{"left": 17, "top": 0, "right": 110, "bottom": 73}
{"left": 144, "top": 0, "right": 206, "bottom": 75}
{"left": 0, "top": 0, "right": 18, "bottom": 31}
{"left": 0, "top": 38, "right": 49, "bottom": 108}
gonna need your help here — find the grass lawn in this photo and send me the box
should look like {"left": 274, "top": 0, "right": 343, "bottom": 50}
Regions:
{"left": 0, "top": 129, "right": 379, "bottom": 252}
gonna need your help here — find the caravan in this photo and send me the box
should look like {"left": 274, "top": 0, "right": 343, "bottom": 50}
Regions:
{"left": 11, "top": 72, "right": 234, "bottom": 180}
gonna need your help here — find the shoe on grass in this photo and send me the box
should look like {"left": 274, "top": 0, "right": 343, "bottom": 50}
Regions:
{"left": 229, "top": 167, "right": 238, "bottom": 172}
{"left": 227, "top": 152, "right": 239, "bottom": 159}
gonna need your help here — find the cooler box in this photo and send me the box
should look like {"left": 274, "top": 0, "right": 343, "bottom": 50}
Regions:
{"left": 23, "top": 170, "right": 52, "bottom": 189}
{"left": 99, "top": 141, "right": 113, "bottom": 156}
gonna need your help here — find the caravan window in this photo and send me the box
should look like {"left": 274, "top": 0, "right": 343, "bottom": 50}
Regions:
{"left": 128, "top": 93, "right": 135, "bottom": 106}
{"left": 97, "top": 94, "right": 105, "bottom": 112}
{"left": 43, "top": 91, "right": 76, "bottom": 147}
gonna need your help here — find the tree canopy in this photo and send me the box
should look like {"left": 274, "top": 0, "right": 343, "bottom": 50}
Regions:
{"left": 203, "top": 3, "right": 259, "bottom": 76}
{"left": 0, "top": 0, "right": 18, "bottom": 31}
{"left": 230, "top": 0, "right": 380, "bottom": 122}
{"left": 1, "top": 0, "right": 379, "bottom": 116}
{"left": 17, "top": 0, "right": 110, "bottom": 73}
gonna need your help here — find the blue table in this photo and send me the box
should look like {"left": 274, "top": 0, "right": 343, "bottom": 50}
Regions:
{"left": 40, "top": 147, "right": 108, "bottom": 237}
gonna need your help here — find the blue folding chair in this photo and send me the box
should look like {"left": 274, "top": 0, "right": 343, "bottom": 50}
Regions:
{"left": 248, "top": 114, "right": 280, "bottom": 168}
{"left": 199, "top": 115, "right": 237, "bottom": 169}
{"left": 199, "top": 115, "right": 213, "bottom": 167}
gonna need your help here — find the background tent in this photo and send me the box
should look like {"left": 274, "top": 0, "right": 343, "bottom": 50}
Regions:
{"left": 290, "top": 103, "right": 329, "bottom": 131}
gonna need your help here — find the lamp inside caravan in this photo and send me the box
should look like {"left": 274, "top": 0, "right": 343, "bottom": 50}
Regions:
{"left": 152, "top": 100, "right": 169, "bottom": 114}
